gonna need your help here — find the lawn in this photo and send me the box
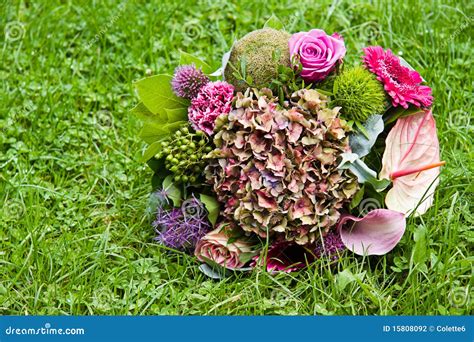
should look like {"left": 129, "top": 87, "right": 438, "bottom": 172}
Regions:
{"left": 1, "top": 0, "right": 473, "bottom": 315}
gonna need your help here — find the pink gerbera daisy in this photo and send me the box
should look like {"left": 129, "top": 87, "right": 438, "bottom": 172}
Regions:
{"left": 362, "top": 46, "right": 433, "bottom": 109}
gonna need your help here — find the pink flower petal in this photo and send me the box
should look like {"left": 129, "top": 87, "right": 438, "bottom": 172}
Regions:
{"left": 338, "top": 209, "right": 406, "bottom": 256}
{"left": 380, "top": 110, "right": 442, "bottom": 216}
{"left": 362, "top": 46, "right": 433, "bottom": 108}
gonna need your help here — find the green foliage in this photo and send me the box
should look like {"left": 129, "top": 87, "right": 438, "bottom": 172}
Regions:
{"left": 199, "top": 194, "right": 220, "bottom": 227}
{"left": 338, "top": 153, "right": 391, "bottom": 192}
{"left": 349, "top": 114, "right": 384, "bottom": 157}
{"left": 134, "top": 75, "right": 188, "bottom": 116}
{"left": 331, "top": 66, "right": 387, "bottom": 122}
{"left": 162, "top": 175, "right": 182, "bottom": 207}
{"left": 384, "top": 105, "right": 424, "bottom": 124}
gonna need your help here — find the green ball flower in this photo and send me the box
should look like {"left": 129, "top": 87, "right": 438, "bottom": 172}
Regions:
{"left": 331, "top": 66, "right": 387, "bottom": 122}
{"left": 224, "top": 28, "right": 291, "bottom": 92}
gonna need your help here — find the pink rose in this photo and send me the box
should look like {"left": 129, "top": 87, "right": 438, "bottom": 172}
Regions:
{"left": 289, "top": 29, "right": 346, "bottom": 82}
{"left": 194, "top": 224, "right": 254, "bottom": 269}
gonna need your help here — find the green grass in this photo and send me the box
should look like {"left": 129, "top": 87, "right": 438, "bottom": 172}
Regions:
{"left": 1, "top": 0, "right": 473, "bottom": 315}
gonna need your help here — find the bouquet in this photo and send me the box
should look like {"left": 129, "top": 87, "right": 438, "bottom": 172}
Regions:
{"left": 131, "top": 22, "right": 443, "bottom": 277}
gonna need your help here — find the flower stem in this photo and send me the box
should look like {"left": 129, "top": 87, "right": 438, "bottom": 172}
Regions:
{"left": 391, "top": 161, "right": 446, "bottom": 180}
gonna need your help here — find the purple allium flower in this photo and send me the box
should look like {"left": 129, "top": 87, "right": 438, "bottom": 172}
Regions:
{"left": 188, "top": 81, "right": 234, "bottom": 135}
{"left": 314, "top": 229, "right": 346, "bottom": 260}
{"left": 171, "top": 65, "right": 209, "bottom": 99}
{"left": 152, "top": 198, "right": 211, "bottom": 251}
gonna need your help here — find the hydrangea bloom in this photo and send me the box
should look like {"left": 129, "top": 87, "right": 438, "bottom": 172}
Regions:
{"left": 171, "top": 65, "right": 209, "bottom": 99}
{"left": 188, "top": 81, "right": 234, "bottom": 135}
{"left": 205, "top": 88, "right": 359, "bottom": 245}
{"left": 362, "top": 46, "right": 433, "bottom": 108}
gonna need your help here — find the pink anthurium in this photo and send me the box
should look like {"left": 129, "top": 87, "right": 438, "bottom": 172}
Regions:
{"left": 380, "top": 110, "right": 444, "bottom": 216}
{"left": 338, "top": 209, "right": 406, "bottom": 256}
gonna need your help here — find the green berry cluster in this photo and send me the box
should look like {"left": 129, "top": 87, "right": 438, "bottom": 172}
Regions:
{"left": 154, "top": 125, "right": 212, "bottom": 184}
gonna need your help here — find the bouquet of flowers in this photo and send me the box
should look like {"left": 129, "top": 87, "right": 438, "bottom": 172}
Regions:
{"left": 131, "top": 22, "right": 443, "bottom": 277}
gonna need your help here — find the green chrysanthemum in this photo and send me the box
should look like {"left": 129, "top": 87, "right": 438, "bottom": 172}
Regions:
{"left": 331, "top": 66, "right": 386, "bottom": 122}
{"left": 224, "top": 28, "right": 291, "bottom": 92}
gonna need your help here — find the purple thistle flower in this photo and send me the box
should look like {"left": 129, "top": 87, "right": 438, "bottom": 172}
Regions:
{"left": 152, "top": 198, "right": 211, "bottom": 251}
{"left": 171, "top": 64, "right": 209, "bottom": 99}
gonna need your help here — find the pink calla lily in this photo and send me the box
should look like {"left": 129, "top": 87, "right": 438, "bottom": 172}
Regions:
{"left": 338, "top": 209, "right": 406, "bottom": 256}
{"left": 380, "top": 110, "right": 443, "bottom": 216}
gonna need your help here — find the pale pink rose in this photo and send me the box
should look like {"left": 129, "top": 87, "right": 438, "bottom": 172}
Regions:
{"left": 194, "top": 224, "right": 254, "bottom": 269}
{"left": 289, "top": 29, "right": 346, "bottom": 82}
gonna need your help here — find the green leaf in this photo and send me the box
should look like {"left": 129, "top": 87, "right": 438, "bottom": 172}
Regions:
{"left": 335, "top": 269, "right": 355, "bottom": 292}
{"left": 130, "top": 102, "right": 155, "bottom": 121}
{"left": 349, "top": 185, "right": 365, "bottom": 210}
{"left": 198, "top": 258, "right": 253, "bottom": 280}
{"left": 148, "top": 158, "right": 168, "bottom": 190}
{"left": 412, "top": 225, "right": 428, "bottom": 266}
{"left": 139, "top": 120, "right": 187, "bottom": 144}
{"left": 134, "top": 74, "right": 188, "bottom": 116}
{"left": 162, "top": 175, "right": 182, "bottom": 207}
{"left": 147, "top": 157, "right": 165, "bottom": 172}
{"left": 338, "top": 152, "right": 391, "bottom": 192}
{"left": 141, "top": 140, "right": 163, "bottom": 162}
{"left": 151, "top": 172, "right": 163, "bottom": 191}
{"left": 179, "top": 51, "right": 213, "bottom": 74}
{"left": 199, "top": 193, "right": 220, "bottom": 226}
{"left": 240, "top": 57, "right": 247, "bottom": 79}
{"left": 315, "top": 88, "right": 333, "bottom": 97}
{"left": 384, "top": 105, "right": 423, "bottom": 125}
{"left": 164, "top": 107, "right": 188, "bottom": 123}
{"left": 349, "top": 114, "right": 384, "bottom": 157}
{"left": 198, "top": 263, "right": 228, "bottom": 280}
{"left": 354, "top": 120, "right": 370, "bottom": 139}
{"left": 139, "top": 123, "right": 170, "bottom": 144}
{"left": 263, "top": 14, "right": 285, "bottom": 30}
